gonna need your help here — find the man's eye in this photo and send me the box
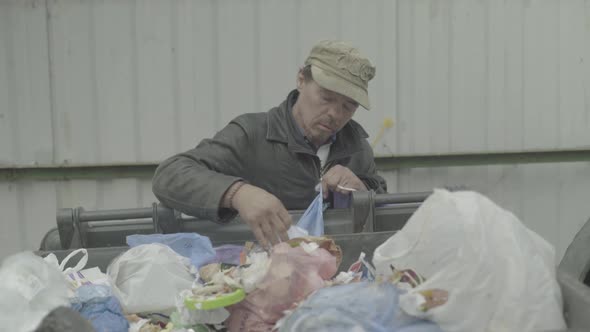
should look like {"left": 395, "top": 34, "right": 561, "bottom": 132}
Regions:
{"left": 344, "top": 104, "right": 357, "bottom": 112}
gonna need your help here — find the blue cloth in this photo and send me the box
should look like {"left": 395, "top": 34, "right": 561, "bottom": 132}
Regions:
{"left": 296, "top": 187, "right": 324, "bottom": 236}
{"left": 127, "top": 232, "right": 216, "bottom": 268}
{"left": 71, "top": 285, "right": 129, "bottom": 332}
{"left": 278, "top": 282, "right": 443, "bottom": 332}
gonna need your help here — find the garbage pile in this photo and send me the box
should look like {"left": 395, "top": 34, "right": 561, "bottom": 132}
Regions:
{"left": 0, "top": 189, "right": 567, "bottom": 332}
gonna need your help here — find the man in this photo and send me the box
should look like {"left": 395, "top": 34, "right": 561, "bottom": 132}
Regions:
{"left": 152, "top": 40, "right": 387, "bottom": 247}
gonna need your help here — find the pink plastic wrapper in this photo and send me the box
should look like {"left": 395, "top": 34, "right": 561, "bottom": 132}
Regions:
{"left": 226, "top": 242, "right": 338, "bottom": 332}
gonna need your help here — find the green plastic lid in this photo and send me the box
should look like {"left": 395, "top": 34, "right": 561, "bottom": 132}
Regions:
{"left": 184, "top": 288, "right": 246, "bottom": 310}
{"left": 169, "top": 312, "right": 210, "bottom": 332}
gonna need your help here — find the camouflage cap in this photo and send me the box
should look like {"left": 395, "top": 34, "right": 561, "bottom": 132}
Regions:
{"left": 304, "top": 40, "right": 376, "bottom": 110}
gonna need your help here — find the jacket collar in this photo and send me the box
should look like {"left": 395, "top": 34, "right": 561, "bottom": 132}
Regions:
{"left": 266, "top": 90, "right": 369, "bottom": 159}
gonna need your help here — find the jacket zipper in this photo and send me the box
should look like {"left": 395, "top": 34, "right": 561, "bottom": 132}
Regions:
{"left": 314, "top": 157, "right": 338, "bottom": 195}
{"left": 312, "top": 156, "right": 322, "bottom": 184}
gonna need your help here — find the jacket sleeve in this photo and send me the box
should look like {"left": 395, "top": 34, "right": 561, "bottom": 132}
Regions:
{"left": 357, "top": 141, "right": 388, "bottom": 194}
{"left": 152, "top": 121, "right": 250, "bottom": 223}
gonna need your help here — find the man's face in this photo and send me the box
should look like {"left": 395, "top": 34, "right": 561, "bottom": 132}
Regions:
{"left": 294, "top": 72, "right": 359, "bottom": 146}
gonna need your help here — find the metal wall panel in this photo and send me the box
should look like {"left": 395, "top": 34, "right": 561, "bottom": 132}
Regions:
{"left": 2, "top": 0, "right": 590, "bottom": 264}
{"left": 0, "top": 178, "right": 157, "bottom": 257}
{"left": 392, "top": 0, "right": 590, "bottom": 155}
{"left": 1, "top": 0, "right": 398, "bottom": 166}
{"left": 0, "top": 0, "right": 53, "bottom": 166}
{"left": 2, "top": 0, "right": 590, "bottom": 165}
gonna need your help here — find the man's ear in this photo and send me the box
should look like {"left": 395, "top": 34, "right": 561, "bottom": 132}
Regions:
{"left": 296, "top": 71, "right": 304, "bottom": 91}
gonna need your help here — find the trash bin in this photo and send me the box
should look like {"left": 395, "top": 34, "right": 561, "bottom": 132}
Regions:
{"left": 37, "top": 230, "right": 590, "bottom": 332}
{"left": 38, "top": 231, "right": 396, "bottom": 275}
{"left": 34, "top": 189, "right": 590, "bottom": 331}
{"left": 41, "top": 191, "right": 429, "bottom": 251}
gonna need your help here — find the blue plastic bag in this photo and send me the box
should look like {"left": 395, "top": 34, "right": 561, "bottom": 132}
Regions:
{"left": 71, "top": 284, "right": 129, "bottom": 332}
{"left": 127, "top": 233, "right": 216, "bottom": 268}
{"left": 277, "top": 282, "right": 443, "bottom": 332}
{"left": 296, "top": 187, "right": 324, "bottom": 236}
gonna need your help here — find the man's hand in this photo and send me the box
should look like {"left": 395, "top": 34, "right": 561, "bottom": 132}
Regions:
{"left": 231, "top": 184, "right": 291, "bottom": 248}
{"left": 321, "top": 165, "right": 367, "bottom": 199}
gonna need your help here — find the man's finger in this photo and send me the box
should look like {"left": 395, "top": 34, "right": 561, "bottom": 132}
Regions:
{"left": 276, "top": 211, "right": 291, "bottom": 242}
{"left": 273, "top": 212, "right": 289, "bottom": 232}
{"left": 335, "top": 186, "right": 354, "bottom": 195}
{"left": 321, "top": 179, "right": 329, "bottom": 199}
{"left": 252, "top": 225, "right": 268, "bottom": 249}
{"left": 330, "top": 172, "right": 345, "bottom": 188}
{"left": 277, "top": 209, "right": 292, "bottom": 229}
{"left": 323, "top": 174, "right": 341, "bottom": 198}
{"left": 261, "top": 221, "right": 278, "bottom": 245}
{"left": 276, "top": 223, "right": 289, "bottom": 242}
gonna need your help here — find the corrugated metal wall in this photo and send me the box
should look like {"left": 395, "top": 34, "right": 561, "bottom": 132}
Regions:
{"left": 1, "top": 0, "right": 590, "bottom": 260}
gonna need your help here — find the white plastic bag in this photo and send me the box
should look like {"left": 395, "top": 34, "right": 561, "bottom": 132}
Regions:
{"left": 43, "top": 248, "right": 109, "bottom": 293}
{"left": 287, "top": 225, "right": 309, "bottom": 239}
{"left": 107, "top": 243, "right": 195, "bottom": 314}
{"left": 239, "top": 251, "right": 271, "bottom": 293}
{"left": 373, "top": 189, "right": 566, "bottom": 332}
{"left": 127, "top": 233, "right": 216, "bottom": 268}
{"left": 0, "top": 252, "right": 70, "bottom": 332}
{"left": 43, "top": 248, "right": 88, "bottom": 275}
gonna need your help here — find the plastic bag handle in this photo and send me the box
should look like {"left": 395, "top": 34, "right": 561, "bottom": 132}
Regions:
{"left": 59, "top": 248, "right": 88, "bottom": 274}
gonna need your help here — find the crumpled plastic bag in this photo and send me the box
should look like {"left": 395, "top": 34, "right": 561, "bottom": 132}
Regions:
{"left": 286, "top": 237, "right": 342, "bottom": 268}
{"left": 295, "top": 187, "right": 324, "bottom": 236}
{"left": 0, "top": 252, "right": 70, "bottom": 332}
{"left": 287, "top": 225, "right": 309, "bottom": 239}
{"left": 127, "top": 232, "right": 216, "bottom": 269}
{"left": 276, "top": 282, "right": 443, "bottom": 332}
{"left": 43, "top": 248, "right": 88, "bottom": 276}
{"left": 226, "top": 242, "right": 338, "bottom": 332}
{"left": 239, "top": 251, "right": 271, "bottom": 293}
{"left": 373, "top": 189, "right": 567, "bottom": 332}
{"left": 107, "top": 243, "right": 195, "bottom": 314}
{"left": 210, "top": 244, "right": 245, "bottom": 266}
{"left": 70, "top": 284, "right": 129, "bottom": 332}
{"left": 43, "top": 249, "right": 110, "bottom": 295}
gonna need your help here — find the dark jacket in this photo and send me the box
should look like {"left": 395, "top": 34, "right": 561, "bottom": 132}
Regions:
{"left": 152, "top": 90, "right": 387, "bottom": 222}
